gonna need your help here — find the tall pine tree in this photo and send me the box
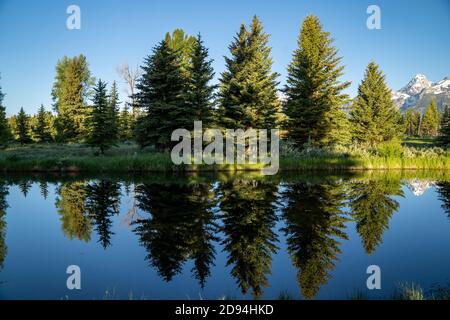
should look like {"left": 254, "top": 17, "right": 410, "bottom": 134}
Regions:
{"left": 185, "top": 33, "right": 216, "bottom": 127}
{"left": 421, "top": 99, "right": 440, "bottom": 137}
{"left": 219, "top": 16, "right": 281, "bottom": 129}
{"left": 284, "top": 15, "right": 351, "bottom": 147}
{"left": 108, "top": 81, "right": 120, "bottom": 141}
{"left": 0, "top": 76, "right": 11, "bottom": 147}
{"left": 87, "top": 80, "right": 117, "bottom": 154}
{"left": 33, "top": 104, "right": 52, "bottom": 143}
{"left": 16, "top": 107, "right": 31, "bottom": 144}
{"left": 135, "top": 40, "right": 186, "bottom": 150}
{"left": 350, "top": 62, "right": 402, "bottom": 147}
{"left": 439, "top": 104, "right": 450, "bottom": 146}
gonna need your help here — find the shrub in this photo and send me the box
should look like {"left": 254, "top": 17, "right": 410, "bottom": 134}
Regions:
{"left": 377, "top": 139, "right": 403, "bottom": 158}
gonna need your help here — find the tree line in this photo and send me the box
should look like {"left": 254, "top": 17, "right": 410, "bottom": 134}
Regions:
{"left": 1, "top": 15, "right": 450, "bottom": 154}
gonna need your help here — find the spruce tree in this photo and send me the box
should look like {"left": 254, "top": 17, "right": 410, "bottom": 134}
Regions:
{"left": 108, "top": 81, "right": 120, "bottom": 142}
{"left": 219, "top": 16, "right": 281, "bottom": 129}
{"left": 118, "top": 103, "right": 134, "bottom": 141}
{"left": 0, "top": 76, "right": 11, "bottom": 147}
{"left": 85, "top": 180, "right": 121, "bottom": 249}
{"left": 33, "top": 104, "right": 52, "bottom": 143}
{"left": 282, "top": 179, "right": 348, "bottom": 299}
{"left": 439, "top": 104, "right": 450, "bottom": 146}
{"left": 16, "top": 107, "right": 31, "bottom": 144}
{"left": 284, "top": 15, "right": 351, "bottom": 147}
{"left": 87, "top": 80, "right": 117, "bottom": 154}
{"left": 185, "top": 34, "right": 216, "bottom": 127}
{"left": 350, "top": 62, "right": 402, "bottom": 147}
{"left": 348, "top": 179, "right": 403, "bottom": 254}
{"left": 422, "top": 99, "right": 440, "bottom": 137}
{"left": 135, "top": 40, "right": 186, "bottom": 150}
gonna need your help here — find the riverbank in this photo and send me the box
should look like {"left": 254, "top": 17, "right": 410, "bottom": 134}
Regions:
{"left": 0, "top": 142, "right": 449, "bottom": 173}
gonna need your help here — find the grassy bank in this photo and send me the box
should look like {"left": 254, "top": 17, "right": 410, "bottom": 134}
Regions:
{"left": 0, "top": 141, "right": 449, "bottom": 173}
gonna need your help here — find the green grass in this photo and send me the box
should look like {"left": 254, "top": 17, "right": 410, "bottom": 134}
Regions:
{"left": 402, "top": 136, "right": 437, "bottom": 148}
{"left": 0, "top": 142, "right": 449, "bottom": 172}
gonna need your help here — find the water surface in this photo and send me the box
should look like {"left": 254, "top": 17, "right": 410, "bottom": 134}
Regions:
{"left": 0, "top": 171, "right": 450, "bottom": 300}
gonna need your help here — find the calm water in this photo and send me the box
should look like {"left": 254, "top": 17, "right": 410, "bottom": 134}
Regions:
{"left": 0, "top": 171, "right": 450, "bottom": 300}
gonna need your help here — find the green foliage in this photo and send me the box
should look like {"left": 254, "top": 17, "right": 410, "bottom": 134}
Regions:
{"left": 0, "top": 182, "right": 9, "bottom": 270}
{"left": 219, "top": 179, "right": 279, "bottom": 298}
{"left": 403, "top": 109, "right": 421, "bottom": 136}
{"left": 422, "top": 99, "right": 440, "bottom": 137}
{"left": 52, "top": 55, "right": 94, "bottom": 142}
{"left": 165, "top": 29, "right": 196, "bottom": 75}
{"left": 32, "top": 104, "right": 54, "bottom": 143}
{"left": 56, "top": 181, "right": 92, "bottom": 242}
{"left": 350, "top": 62, "right": 402, "bottom": 147}
{"left": 16, "top": 107, "right": 31, "bottom": 144}
{"left": 282, "top": 180, "right": 348, "bottom": 299}
{"left": 118, "top": 103, "right": 134, "bottom": 141}
{"left": 87, "top": 80, "right": 118, "bottom": 154}
{"left": 349, "top": 179, "right": 403, "bottom": 254}
{"left": 219, "top": 16, "right": 281, "bottom": 129}
{"left": 185, "top": 34, "right": 217, "bottom": 127}
{"left": 135, "top": 40, "right": 186, "bottom": 150}
{"left": 439, "top": 104, "right": 450, "bottom": 146}
{"left": 284, "top": 15, "right": 351, "bottom": 147}
{"left": 134, "top": 182, "right": 217, "bottom": 284}
{"left": 377, "top": 138, "right": 403, "bottom": 158}
{"left": 85, "top": 180, "right": 121, "bottom": 248}
{"left": 0, "top": 76, "right": 12, "bottom": 146}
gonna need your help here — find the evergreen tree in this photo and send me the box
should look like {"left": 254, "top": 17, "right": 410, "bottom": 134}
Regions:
{"left": 219, "top": 179, "right": 279, "bottom": 298}
{"left": 436, "top": 181, "right": 450, "bottom": 219}
{"left": 85, "top": 180, "right": 121, "bottom": 249}
{"left": 135, "top": 40, "right": 186, "bottom": 150}
{"left": 87, "top": 80, "right": 117, "bottom": 154}
{"left": 219, "top": 16, "right": 281, "bottom": 129}
{"left": 348, "top": 178, "right": 403, "bottom": 254}
{"left": 133, "top": 183, "right": 197, "bottom": 281}
{"left": 421, "top": 99, "right": 440, "bottom": 137}
{"left": 108, "top": 81, "right": 120, "bottom": 141}
{"left": 350, "top": 62, "right": 402, "bottom": 146}
{"left": 403, "top": 109, "right": 420, "bottom": 136}
{"left": 0, "top": 181, "right": 9, "bottom": 270}
{"left": 52, "top": 55, "right": 94, "bottom": 142}
{"left": 284, "top": 15, "right": 351, "bottom": 147}
{"left": 185, "top": 34, "right": 217, "bottom": 127}
{"left": 16, "top": 107, "right": 31, "bottom": 144}
{"left": 439, "top": 105, "right": 450, "bottom": 146}
{"left": 33, "top": 104, "right": 52, "bottom": 143}
{"left": 0, "top": 76, "right": 12, "bottom": 147}
{"left": 282, "top": 179, "right": 348, "bottom": 299}
{"left": 118, "top": 103, "right": 134, "bottom": 141}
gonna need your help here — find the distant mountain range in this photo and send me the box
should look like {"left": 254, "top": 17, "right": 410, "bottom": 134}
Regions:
{"left": 392, "top": 74, "right": 450, "bottom": 113}
{"left": 277, "top": 73, "right": 450, "bottom": 114}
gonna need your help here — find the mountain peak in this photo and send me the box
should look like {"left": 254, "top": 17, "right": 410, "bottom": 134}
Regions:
{"left": 392, "top": 74, "right": 450, "bottom": 113}
{"left": 400, "top": 74, "right": 432, "bottom": 96}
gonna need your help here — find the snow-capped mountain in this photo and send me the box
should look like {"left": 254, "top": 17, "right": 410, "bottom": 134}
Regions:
{"left": 406, "top": 179, "right": 435, "bottom": 196}
{"left": 392, "top": 74, "right": 450, "bottom": 113}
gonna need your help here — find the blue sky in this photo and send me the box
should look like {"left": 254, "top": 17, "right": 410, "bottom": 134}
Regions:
{"left": 0, "top": 0, "right": 449, "bottom": 115}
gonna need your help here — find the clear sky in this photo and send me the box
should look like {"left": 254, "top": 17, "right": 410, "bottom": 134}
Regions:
{"left": 0, "top": 0, "right": 449, "bottom": 115}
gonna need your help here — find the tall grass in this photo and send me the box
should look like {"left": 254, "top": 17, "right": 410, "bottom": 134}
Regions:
{"left": 0, "top": 141, "right": 449, "bottom": 172}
